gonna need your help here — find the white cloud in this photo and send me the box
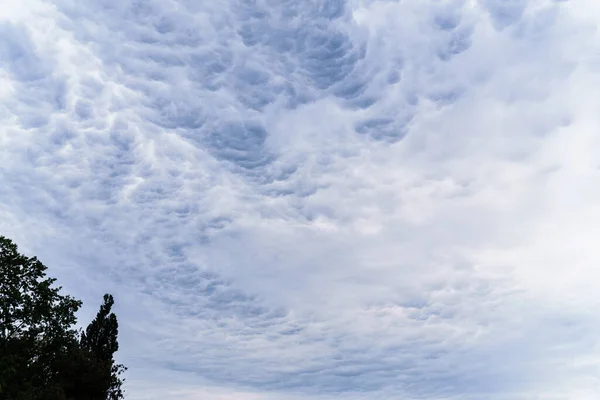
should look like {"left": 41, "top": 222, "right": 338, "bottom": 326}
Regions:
{"left": 2, "top": 0, "right": 600, "bottom": 398}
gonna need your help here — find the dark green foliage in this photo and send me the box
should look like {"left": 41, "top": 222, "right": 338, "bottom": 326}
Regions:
{"left": 81, "top": 295, "right": 119, "bottom": 362}
{"left": 81, "top": 294, "right": 127, "bottom": 400}
{"left": 0, "top": 236, "right": 127, "bottom": 400}
{"left": 0, "top": 235, "right": 82, "bottom": 399}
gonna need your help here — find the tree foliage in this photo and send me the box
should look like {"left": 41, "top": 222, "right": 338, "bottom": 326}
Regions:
{"left": 81, "top": 294, "right": 127, "bottom": 400}
{"left": 0, "top": 236, "right": 127, "bottom": 399}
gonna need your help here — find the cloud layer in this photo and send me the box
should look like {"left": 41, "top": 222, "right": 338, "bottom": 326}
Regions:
{"left": 2, "top": 0, "right": 600, "bottom": 398}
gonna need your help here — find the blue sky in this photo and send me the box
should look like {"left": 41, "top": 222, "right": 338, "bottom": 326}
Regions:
{"left": 2, "top": 0, "right": 600, "bottom": 398}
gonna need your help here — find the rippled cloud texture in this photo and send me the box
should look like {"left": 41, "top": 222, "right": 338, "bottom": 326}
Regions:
{"left": 2, "top": 0, "right": 600, "bottom": 398}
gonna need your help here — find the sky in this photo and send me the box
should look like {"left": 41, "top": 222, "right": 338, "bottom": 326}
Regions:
{"left": 2, "top": 0, "right": 600, "bottom": 398}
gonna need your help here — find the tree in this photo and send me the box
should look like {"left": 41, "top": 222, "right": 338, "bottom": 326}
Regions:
{"left": 80, "top": 294, "right": 127, "bottom": 400}
{"left": 0, "top": 235, "right": 82, "bottom": 398}
{"left": 0, "top": 236, "right": 127, "bottom": 399}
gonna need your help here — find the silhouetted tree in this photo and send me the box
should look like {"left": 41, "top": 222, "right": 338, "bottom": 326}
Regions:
{"left": 0, "top": 236, "right": 127, "bottom": 400}
{"left": 0, "top": 235, "right": 81, "bottom": 399}
{"left": 81, "top": 294, "right": 127, "bottom": 400}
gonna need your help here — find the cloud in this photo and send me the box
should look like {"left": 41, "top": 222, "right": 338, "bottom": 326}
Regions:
{"left": 2, "top": 0, "right": 600, "bottom": 398}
